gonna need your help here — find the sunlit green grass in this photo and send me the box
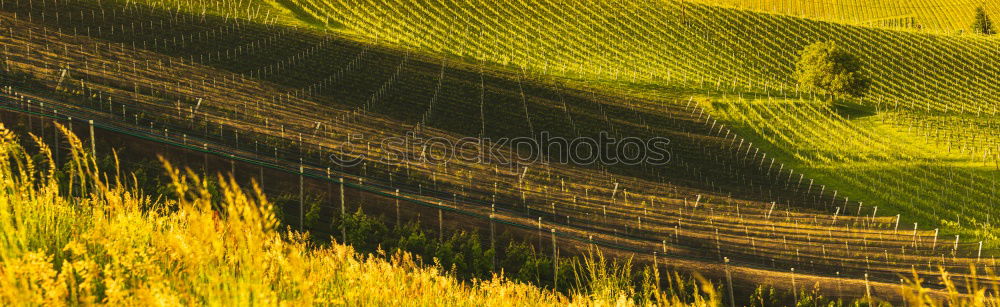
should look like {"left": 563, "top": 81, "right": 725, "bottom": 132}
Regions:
{"left": 708, "top": 96, "right": 1000, "bottom": 245}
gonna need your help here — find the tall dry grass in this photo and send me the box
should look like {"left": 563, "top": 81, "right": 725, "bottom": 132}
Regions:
{"left": 899, "top": 266, "right": 1000, "bottom": 307}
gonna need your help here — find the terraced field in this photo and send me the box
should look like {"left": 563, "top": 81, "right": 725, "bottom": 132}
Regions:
{"left": 1, "top": 0, "right": 997, "bottom": 304}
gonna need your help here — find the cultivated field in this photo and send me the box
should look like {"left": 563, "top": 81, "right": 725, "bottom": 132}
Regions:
{"left": 687, "top": 0, "right": 1000, "bottom": 34}
{"left": 0, "top": 0, "right": 997, "bottom": 305}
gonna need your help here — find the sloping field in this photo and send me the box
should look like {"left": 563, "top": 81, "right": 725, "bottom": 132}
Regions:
{"left": 707, "top": 96, "right": 1000, "bottom": 244}
{"left": 887, "top": 112, "right": 1000, "bottom": 161}
{"left": 1, "top": 0, "right": 997, "bottom": 303}
{"left": 290, "top": 0, "right": 999, "bottom": 114}
{"left": 275, "top": 0, "right": 1000, "bottom": 260}
{"left": 281, "top": 0, "right": 1000, "bottom": 243}
{"left": 0, "top": 124, "right": 712, "bottom": 306}
{"left": 687, "top": 0, "right": 1000, "bottom": 34}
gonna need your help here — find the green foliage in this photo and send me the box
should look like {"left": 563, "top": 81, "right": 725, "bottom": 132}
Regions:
{"left": 341, "top": 216, "right": 495, "bottom": 282}
{"left": 795, "top": 42, "right": 870, "bottom": 99}
{"left": 498, "top": 241, "right": 574, "bottom": 291}
{"left": 338, "top": 207, "right": 389, "bottom": 252}
{"left": 435, "top": 231, "right": 494, "bottom": 280}
{"left": 330, "top": 213, "right": 577, "bottom": 291}
{"left": 502, "top": 241, "right": 543, "bottom": 285}
{"left": 393, "top": 220, "right": 431, "bottom": 256}
{"left": 303, "top": 195, "right": 325, "bottom": 229}
{"left": 972, "top": 7, "right": 995, "bottom": 35}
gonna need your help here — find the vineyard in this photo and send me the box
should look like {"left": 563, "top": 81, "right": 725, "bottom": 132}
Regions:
{"left": 283, "top": 0, "right": 999, "bottom": 113}
{"left": 0, "top": 0, "right": 997, "bottom": 305}
{"left": 687, "top": 0, "right": 1000, "bottom": 34}
{"left": 709, "top": 97, "right": 1000, "bottom": 243}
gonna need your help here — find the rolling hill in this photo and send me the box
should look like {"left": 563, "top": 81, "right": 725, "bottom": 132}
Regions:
{"left": 0, "top": 0, "right": 997, "bottom": 304}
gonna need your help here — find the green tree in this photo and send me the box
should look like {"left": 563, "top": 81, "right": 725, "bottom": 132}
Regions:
{"left": 795, "top": 41, "right": 870, "bottom": 99}
{"left": 972, "top": 7, "right": 995, "bottom": 35}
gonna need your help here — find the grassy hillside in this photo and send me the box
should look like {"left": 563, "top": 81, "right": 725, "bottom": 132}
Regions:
{"left": 0, "top": 124, "right": 726, "bottom": 306}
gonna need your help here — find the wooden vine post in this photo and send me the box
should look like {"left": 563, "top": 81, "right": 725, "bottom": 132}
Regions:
{"left": 340, "top": 177, "right": 346, "bottom": 243}
{"left": 299, "top": 160, "right": 304, "bottom": 231}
